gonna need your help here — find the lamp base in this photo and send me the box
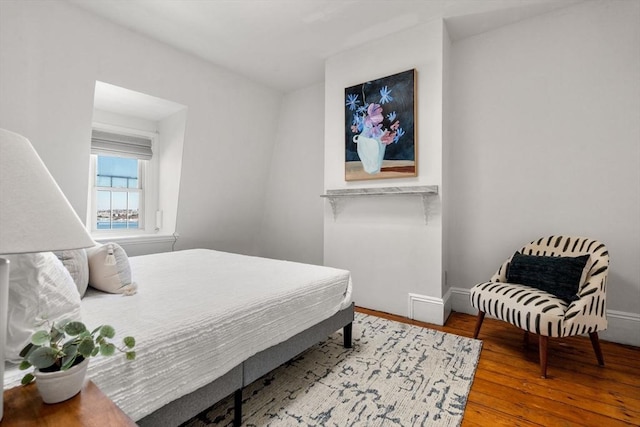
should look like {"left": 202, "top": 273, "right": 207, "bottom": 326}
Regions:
{"left": 0, "top": 257, "right": 9, "bottom": 421}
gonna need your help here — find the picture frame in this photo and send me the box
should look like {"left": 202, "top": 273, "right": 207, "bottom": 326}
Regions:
{"left": 344, "top": 69, "right": 416, "bottom": 181}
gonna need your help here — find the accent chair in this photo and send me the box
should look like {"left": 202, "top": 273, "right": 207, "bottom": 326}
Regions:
{"left": 470, "top": 235, "right": 609, "bottom": 378}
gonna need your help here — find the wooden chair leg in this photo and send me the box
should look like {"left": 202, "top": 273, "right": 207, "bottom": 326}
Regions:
{"left": 473, "top": 311, "right": 485, "bottom": 339}
{"left": 589, "top": 332, "right": 605, "bottom": 366}
{"left": 539, "top": 335, "right": 549, "bottom": 378}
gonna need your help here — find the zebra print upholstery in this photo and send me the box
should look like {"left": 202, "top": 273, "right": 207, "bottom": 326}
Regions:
{"left": 470, "top": 235, "right": 609, "bottom": 377}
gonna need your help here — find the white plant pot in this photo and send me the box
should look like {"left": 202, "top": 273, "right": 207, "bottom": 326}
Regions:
{"left": 34, "top": 358, "right": 89, "bottom": 404}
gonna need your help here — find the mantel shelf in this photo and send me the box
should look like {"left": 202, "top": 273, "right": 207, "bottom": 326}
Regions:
{"left": 321, "top": 185, "right": 438, "bottom": 224}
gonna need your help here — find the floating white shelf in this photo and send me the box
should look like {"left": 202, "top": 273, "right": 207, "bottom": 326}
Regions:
{"left": 321, "top": 185, "right": 439, "bottom": 224}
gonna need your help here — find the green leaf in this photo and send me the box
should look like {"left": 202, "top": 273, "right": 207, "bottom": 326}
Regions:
{"left": 123, "top": 336, "right": 136, "bottom": 348}
{"left": 27, "top": 346, "right": 59, "bottom": 369}
{"left": 100, "top": 342, "right": 116, "bottom": 356}
{"left": 61, "top": 345, "right": 78, "bottom": 369}
{"left": 50, "top": 325, "right": 64, "bottom": 343}
{"left": 53, "top": 321, "right": 67, "bottom": 332}
{"left": 64, "top": 321, "right": 87, "bottom": 336}
{"left": 91, "top": 347, "right": 100, "bottom": 357}
{"left": 20, "top": 344, "right": 40, "bottom": 362}
{"left": 99, "top": 325, "right": 116, "bottom": 339}
{"left": 77, "top": 336, "right": 95, "bottom": 357}
{"left": 21, "top": 373, "right": 35, "bottom": 385}
{"left": 62, "top": 338, "right": 78, "bottom": 351}
{"left": 125, "top": 351, "right": 136, "bottom": 361}
{"left": 31, "top": 330, "right": 50, "bottom": 346}
{"left": 61, "top": 355, "right": 77, "bottom": 371}
{"left": 19, "top": 360, "right": 32, "bottom": 370}
{"left": 19, "top": 343, "right": 35, "bottom": 358}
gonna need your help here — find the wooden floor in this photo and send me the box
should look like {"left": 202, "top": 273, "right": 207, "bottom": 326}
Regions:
{"left": 356, "top": 307, "right": 640, "bottom": 427}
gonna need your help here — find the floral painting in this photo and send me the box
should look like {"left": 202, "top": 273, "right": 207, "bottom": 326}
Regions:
{"left": 345, "top": 69, "right": 416, "bottom": 181}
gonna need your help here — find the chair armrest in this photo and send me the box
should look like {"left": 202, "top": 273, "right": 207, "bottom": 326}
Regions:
{"left": 490, "top": 258, "right": 511, "bottom": 283}
{"left": 563, "top": 277, "right": 608, "bottom": 336}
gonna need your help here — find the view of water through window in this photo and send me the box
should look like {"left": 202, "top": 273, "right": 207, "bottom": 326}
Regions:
{"left": 97, "top": 156, "right": 140, "bottom": 230}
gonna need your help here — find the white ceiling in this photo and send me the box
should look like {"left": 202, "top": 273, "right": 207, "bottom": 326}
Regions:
{"left": 68, "top": 0, "right": 583, "bottom": 93}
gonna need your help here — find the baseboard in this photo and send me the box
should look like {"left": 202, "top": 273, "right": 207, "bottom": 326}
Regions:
{"left": 450, "top": 287, "right": 476, "bottom": 316}
{"left": 601, "top": 310, "right": 640, "bottom": 347}
{"left": 407, "top": 290, "right": 451, "bottom": 326}
{"left": 449, "top": 287, "right": 640, "bottom": 347}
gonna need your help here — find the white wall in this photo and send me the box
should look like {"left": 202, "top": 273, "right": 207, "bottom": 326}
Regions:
{"left": 442, "top": 22, "right": 452, "bottom": 305}
{"left": 324, "top": 21, "right": 447, "bottom": 324}
{"left": 157, "top": 109, "right": 188, "bottom": 238}
{"left": 259, "top": 82, "right": 325, "bottom": 265}
{"left": 448, "top": 0, "right": 640, "bottom": 345}
{"left": 0, "top": 0, "right": 281, "bottom": 256}
{"left": 92, "top": 109, "right": 158, "bottom": 134}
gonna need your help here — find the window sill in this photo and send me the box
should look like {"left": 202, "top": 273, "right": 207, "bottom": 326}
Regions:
{"left": 93, "top": 233, "right": 178, "bottom": 247}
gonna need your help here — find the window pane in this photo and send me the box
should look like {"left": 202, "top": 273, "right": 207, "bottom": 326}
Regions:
{"left": 97, "top": 190, "right": 111, "bottom": 230}
{"left": 112, "top": 192, "right": 127, "bottom": 229}
{"left": 128, "top": 193, "right": 139, "bottom": 229}
{"left": 97, "top": 176, "right": 111, "bottom": 187}
{"left": 112, "top": 177, "right": 128, "bottom": 188}
{"left": 97, "top": 156, "right": 139, "bottom": 189}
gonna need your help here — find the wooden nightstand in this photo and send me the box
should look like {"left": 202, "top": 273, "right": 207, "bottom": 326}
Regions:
{"left": 2, "top": 380, "right": 136, "bottom": 426}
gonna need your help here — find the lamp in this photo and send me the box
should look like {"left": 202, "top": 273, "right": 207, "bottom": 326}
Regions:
{"left": 0, "top": 128, "right": 94, "bottom": 420}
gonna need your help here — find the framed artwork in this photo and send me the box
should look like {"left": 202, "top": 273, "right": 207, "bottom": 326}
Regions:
{"left": 344, "top": 69, "right": 416, "bottom": 181}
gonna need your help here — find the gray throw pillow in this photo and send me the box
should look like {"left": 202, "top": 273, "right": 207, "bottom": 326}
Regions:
{"left": 54, "top": 249, "right": 89, "bottom": 297}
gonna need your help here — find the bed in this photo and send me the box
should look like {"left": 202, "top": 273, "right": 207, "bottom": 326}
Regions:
{"left": 4, "top": 249, "right": 354, "bottom": 426}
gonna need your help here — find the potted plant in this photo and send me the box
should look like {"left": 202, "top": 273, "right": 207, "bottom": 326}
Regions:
{"left": 18, "top": 320, "right": 136, "bottom": 404}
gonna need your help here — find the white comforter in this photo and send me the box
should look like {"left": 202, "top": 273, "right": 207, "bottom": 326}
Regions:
{"left": 4, "top": 249, "right": 352, "bottom": 421}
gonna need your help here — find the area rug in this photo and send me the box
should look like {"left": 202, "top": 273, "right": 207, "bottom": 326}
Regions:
{"left": 183, "top": 313, "right": 482, "bottom": 427}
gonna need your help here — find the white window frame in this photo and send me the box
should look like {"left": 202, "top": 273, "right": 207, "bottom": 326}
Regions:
{"left": 88, "top": 123, "right": 159, "bottom": 237}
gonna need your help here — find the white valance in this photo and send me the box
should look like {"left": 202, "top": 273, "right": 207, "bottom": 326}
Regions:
{"left": 91, "top": 129, "right": 153, "bottom": 160}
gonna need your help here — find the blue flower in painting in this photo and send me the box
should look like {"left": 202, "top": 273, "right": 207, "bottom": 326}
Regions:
{"left": 346, "top": 81, "right": 407, "bottom": 147}
{"left": 379, "top": 86, "right": 393, "bottom": 104}
{"left": 346, "top": 93, "right": 360, "bottom": 111}
{"left": 351, "top": 114, "right": 364, "bottom": 133}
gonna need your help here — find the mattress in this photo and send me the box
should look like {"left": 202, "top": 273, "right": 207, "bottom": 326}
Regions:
{"left": 4, "top": 249, "right": 352, "bottom": 421}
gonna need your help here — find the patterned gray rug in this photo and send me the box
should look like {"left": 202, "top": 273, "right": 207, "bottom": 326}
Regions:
{"left": 184, "top": 313, "right": 482, "bottom": 426}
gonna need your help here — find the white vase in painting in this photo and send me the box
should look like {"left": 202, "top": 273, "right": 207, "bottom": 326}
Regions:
{"left": 353, "top": 134, "right": 386, "bottom": 174}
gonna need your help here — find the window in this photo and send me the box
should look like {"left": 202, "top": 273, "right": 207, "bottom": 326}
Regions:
{"left": 89, "top": 129, "right": 156, "bottom": 234}
{"left": 96, "top": 156, "right": 142, "bottom": 230}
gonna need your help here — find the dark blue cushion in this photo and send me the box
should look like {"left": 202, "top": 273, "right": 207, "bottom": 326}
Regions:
{"left": 506, "top": 252, "right": 590, "bottom": 303}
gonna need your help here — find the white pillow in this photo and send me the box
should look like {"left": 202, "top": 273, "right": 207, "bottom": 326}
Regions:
{"left": 54, "top": 249, "right": 89, "bottom": 297}
{"left": 4, "top": 252, "right": 82, "bottom": 363}
{"left": 87, "top": 243, "right": 136, "bottom": 295}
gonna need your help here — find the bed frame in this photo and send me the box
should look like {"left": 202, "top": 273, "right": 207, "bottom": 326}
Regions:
{"left": 137, "top": 303, "right": 354, "bottom": 427}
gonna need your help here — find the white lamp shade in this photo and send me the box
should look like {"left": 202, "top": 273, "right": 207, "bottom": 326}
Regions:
{"left": 0, "top": 128, "right": 94, "bottom": 254}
